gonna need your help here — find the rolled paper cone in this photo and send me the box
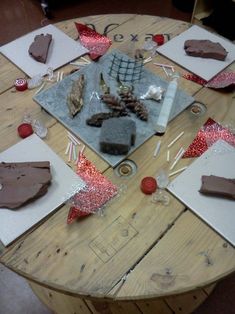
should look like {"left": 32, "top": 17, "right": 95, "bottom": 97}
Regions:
{"left": 153, "top": 140, "right": 161, "bottom": 157}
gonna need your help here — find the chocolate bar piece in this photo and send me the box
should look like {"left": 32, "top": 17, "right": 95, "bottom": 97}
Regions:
{"left": 28, "top": 33, "right": 52, "bottom": 63}
{"left": 199, "top": 175, "right": 235, "bottom": 200}
{"left": 184, "top": 39, "right": 228, "bottom": 61}
{"left": 0, "top": 161, "right": 52, "bottom": 209}
{"left": 100, "top": 118, "right": 136, "bottom": 155}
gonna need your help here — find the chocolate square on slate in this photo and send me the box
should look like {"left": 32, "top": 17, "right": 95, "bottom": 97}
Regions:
{"left": 100, "top": 118, "right": 136, "bottom": 155}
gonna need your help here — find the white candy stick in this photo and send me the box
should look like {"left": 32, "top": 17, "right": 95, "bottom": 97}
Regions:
{"left": 65, "top": 142, "right": 70, "bottom": 155}
{"left": 68, "top": 141, "right": 73, "bottom": 162}
{"left": 81, "top": 56, "right": 90, "bottom": 63}
{"left": 162, "top": 66, "right": 169, "bottom": 77}
{"left": 80, "top": 144, "right": 85, "bottom": 154}
{"left": 174, "top": 146, "right": 184, "bottom": 160}
{"left": 170, "top": 148, "right": 185, "bottom": 170}
{"left": 169, "top": 166, "right": 187, "bottom": 177}
{"left": 167, "top": 150, "right": 170, "bottom": 162}
{"left": 67, "top": 131, "right": 81, "bottom": 145}
{"left": 57, "top": 71, "right": 60, "bottom": 82}
{"left": 34, "top": 82, "right": 46, "bottom": 95}
{"left": 153, "top": 140, "right": 161, "bottom": 157}
{"left": 167, "top": 131, "right": 184, "bottom": 148}
{"left": 72, "top": 144, "right": 77, "bottom": 161}
{"left": 154, "top": 62, "right": 174, "bottom": 70}
{"left": 60, "top": 71, "right": 64, "bottom": 81}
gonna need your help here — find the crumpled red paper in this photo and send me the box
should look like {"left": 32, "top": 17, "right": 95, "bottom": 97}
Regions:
{"left": 183, "top": 71, "right": 235, "bottom": 89}
{"left": 75, "top": 22, "right": 112, "bottom": 60}
{"left": 67, "top": 153, "right": 118, "bottom": 224}
{"left": 183, "top": 118, "right": 235, "bottom": 158}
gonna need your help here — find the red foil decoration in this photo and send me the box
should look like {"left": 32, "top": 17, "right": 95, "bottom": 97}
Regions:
{"left": 75, "top": 23, "right": 112, "bottom": 60}
{"left": 183, "top": 118, "right": 235, "bottom": 158}
{"left": 67, "top": 153, "right": 118, "bottom": 224}
{"left": 183, "top": 71, "right": 235, "bottom": 89}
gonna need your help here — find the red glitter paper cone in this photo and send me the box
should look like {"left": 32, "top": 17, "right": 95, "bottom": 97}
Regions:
{"left": 183, "top": 118, "right": 235, "bottom": 158}
{"left": 75, "top": 23, "right": 112, "bottom": 60}
{"left": 67, "top": 154, "right": 117, "bottom": 224}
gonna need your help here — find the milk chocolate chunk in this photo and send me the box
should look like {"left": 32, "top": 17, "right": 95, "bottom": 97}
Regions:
{"left": 184, "top": 39, "right": 228, "bottom": 61}
{"left": 0, "top": 161, "right": 52, "bottom": 209}
{"left": 28, "top": 33, "right": 52, "bottom": 63}
{"left": 199, "top": 175, "right": 235, "bottom": 200}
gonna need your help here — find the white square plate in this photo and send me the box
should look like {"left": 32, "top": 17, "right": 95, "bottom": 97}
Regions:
{"left": 0, "top": 24, "right": 88, "bottom": 78}
{"left": 157, "top": 25, "right": 235, "bottom": 81}
{"left": 168, "top": 140, "right": 235, "bottom": 246}
{"left": 0, "top": 134, "right": 85, "bottom": 246}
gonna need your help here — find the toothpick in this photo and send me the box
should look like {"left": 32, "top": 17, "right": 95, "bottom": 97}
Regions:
{"left": 169, "top": 166, "right": 187, "bottom": 177}
{"left": 170, "top": 148, "right": 185, "bottom": 170}
{"left": 153, "top": 140, "right": 161, "bottom": 157}
{"left": 167, "top": 131, "right": 184, "bottom": 148}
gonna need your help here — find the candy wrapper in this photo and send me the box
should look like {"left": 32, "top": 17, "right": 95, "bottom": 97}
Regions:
{"left": 75, "top": 23, "right": 112, "bottom": 60}
{"left": 183, "top": 118, "right": 235, "bottom": 158}
{"left": 67, "top": 153, "right": 118, "bottom": 223}
{"left": 183, "top": 70, "right": 235, "bottom": 89}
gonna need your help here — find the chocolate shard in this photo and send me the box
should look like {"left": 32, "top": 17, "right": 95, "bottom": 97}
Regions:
{"left": 28, "top": 33, "right": 52, "bottom": 63}
{"left": 199, "top": 175, "right": 235, "bottom": 200}
{"left": 99, "top": 117, "right": 136, "bottom": 155}
{"left": 0, "top": 161, "right": 52, "bottom": 209}
{"left": 184, "top": 39, "right": 228, "bottom": 61}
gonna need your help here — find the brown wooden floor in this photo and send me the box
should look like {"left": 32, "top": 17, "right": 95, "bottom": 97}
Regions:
{"left": 0, "top": 0, "right": 235, "bottom": 313}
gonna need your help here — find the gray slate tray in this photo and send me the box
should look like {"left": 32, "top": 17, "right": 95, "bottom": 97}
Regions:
{"left": 34, "top": 50, "right": 194, "bottom": 167}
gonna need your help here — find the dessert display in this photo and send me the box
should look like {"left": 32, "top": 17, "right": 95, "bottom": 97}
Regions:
{"left": 99, "top": 118, "right": 136, "bottom": 155}
{"left": 28, "top": 33, "right": 52, "bottom": 63}
{"left": 199, "top": 175, "right": 235, "bottom": 200}
{"left": 0, "top": 161, "right": 52, "bottom": 209}
{"left": 184, "top": 39, "right": 228, "bottom": 61}
{"left": 67, "top": 74, "right": 85, "bottom": 118}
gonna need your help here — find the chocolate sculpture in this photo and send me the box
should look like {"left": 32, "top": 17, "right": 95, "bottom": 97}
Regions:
{"left": 184, "top": 39, "right": 228, "bottom": 61}
{"left": 28, "top": 33, "right": 52, "bottom": 63}
{"left": 0, "top": 161, "right": 52, "bottom": 209}
{"left": 67, "top": 74, "right": 85, "bottom": 118}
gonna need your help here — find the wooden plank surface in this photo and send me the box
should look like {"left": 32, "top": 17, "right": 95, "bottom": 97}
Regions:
{"left": 0, "top": 13, "right": 235, "bottom": 314}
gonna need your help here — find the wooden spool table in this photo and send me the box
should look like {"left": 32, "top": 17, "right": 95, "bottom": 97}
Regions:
{"left": 1, "top": 14, "right": 235, "bottom": 314}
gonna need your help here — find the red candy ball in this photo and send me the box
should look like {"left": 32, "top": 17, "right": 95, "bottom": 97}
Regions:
{"left": 14, "top": 78, "right": 28, "bottom": 91}
{"left": 17, "top": 123, "right": 33, "bottom": 138}
{"left": 140, "top": 177, "right": 157, "bottom": 194}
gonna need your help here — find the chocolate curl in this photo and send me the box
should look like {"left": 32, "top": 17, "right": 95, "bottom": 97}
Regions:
{"left": 75, "top": 23, "right": 112, "bottom": 60}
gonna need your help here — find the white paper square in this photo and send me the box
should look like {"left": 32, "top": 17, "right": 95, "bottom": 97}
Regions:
{"left": 0, "top": 134, "right": 85, "bottom": 246}
{"left": 168, "top": 140, "right": 235, "bottom": 246}
{"left": 157, "top": 25, "right": 235, "bottom": 81}
{"left": 0, "top": 24, "right": 88, "bottom": 78}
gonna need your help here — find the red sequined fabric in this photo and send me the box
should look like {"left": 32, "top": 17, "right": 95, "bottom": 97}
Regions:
{"left": 183, "top": 71, "right": 235, "bottom": 89}
{"left": 183, "top": 118, "right": 235, "bottom": 158}
{"left": 75, "top": 23, "right": 112, "bottom": 60}
{"left": 67, "top": 154, "right": 118, "bottom": 223}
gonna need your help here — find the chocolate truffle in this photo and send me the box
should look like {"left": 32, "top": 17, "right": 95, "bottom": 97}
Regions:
{"left": 28, "top": 33, "right": 52, "bottom": 63}
{"left": 184, "top": 39, "right": 228, "bottom": 61}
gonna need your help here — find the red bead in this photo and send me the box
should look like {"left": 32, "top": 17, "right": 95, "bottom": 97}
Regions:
{"left": 17, "top": 123, "right": 33, "bottom": 138}
{"left": 140, "top": 177, "right": 157, "bottom": 194}
{"left": 153, "top": 34, "right": 165, "bottom": 46}
{"left": 14, "top": 78, "right": 28, "bottom": 91}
